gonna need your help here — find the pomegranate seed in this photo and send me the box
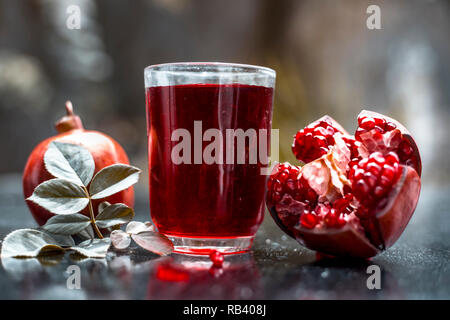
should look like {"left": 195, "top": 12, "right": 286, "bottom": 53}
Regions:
{"left": 273, "top": 180, "right": 283, "bottom": 192}
{"left": 356, "top": 116, "right": 387, "bottom": 142}
{"left": 364, "top": 172, "right": 376, "bottom": 185}
{"left": 356, "top": 206, "right": 370, "bottom": 219}
{"left": 314, "top": 135, "right": 327, "bottom": 147}
{"left": 379, "top": 176, "right": 391, "bottom": 187}
{"left": 358, "top": 116, "right": 366, "bottom": 125}
{"left": 352, "top": 168, "right": 365, "bottom": 180}
{"left": 382, "top": 164, "right": 396, "bottom": 180}
{"left": 344, "top": 193, "right": 353, "bottom": 201}
{"left": 349, "top": 152, "right": 401, "bottom": 209}
{"left": 209, "top": 250, "right": 224, "bottom": 267}
{"left": 402, "top": 143, "right": 413, "bottom": 156}
{"left": 354, "top": 128, "right": 364, "bottom": 140}
{"left": 332, "top": 193, "right": 353, "bottom": 215}
{"left": 300, "top": 210, "right": 319, "bottom": 229}
{"left": 272, "top": 192, "right": 281, "bottom": 203}
{"left": 385, "top": 152, "right": 399, "bottom": 165}
{"left": 355, "top": 180, "right": 369, "bottom": 196}
{"left": 360, "top": 117, "right": 375, "bottom": 130}
{"left": 266, "top": 163, "right": 317, "bottom": 209}
{"left": 342, "top": 137, "right": 362, "bottom": 160}
{"left": 292, "top": 120, "right": 343, "bottom": 163}
{"left": 324, "top": 209, "right": 346, "bottom": 228}
{"left": 385, "top": 122, "right": 397, "bottom": 131}
{"left": 367, "top": 162, "right": 382, "bottom": 175}
{"left": 374, "top": 117, "right": 386, "bottom": 127}
{"left": 286, "top": 179, "right": 295, "bottom": 191}
{"left": 370, "top": 151, "right": 386, "bottom": 164}
{"left": 374, "top": 186, "right": 385, "bottom": 197}
{"left": 293, "top": 192, "right": 302, "bottom": 201}
{"left": 306, "top": 188, "right": 318, "bottom": 203}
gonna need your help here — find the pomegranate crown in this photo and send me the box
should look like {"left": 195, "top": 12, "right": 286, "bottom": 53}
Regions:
{"left": 55, "top": 101, "right": 84, "bottom": 133}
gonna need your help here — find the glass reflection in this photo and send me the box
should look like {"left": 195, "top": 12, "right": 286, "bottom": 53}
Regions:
{"left": 146, "top": 253, "right": 262, "bottom": 299}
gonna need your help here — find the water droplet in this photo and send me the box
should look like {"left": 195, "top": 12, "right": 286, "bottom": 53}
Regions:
{"left": 321, "top": 270, "right": 330, "bottom": 278}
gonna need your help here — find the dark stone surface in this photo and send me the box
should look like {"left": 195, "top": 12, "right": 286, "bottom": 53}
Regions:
{"left": 0, "top": 173, "right": 448, "bottom": 300}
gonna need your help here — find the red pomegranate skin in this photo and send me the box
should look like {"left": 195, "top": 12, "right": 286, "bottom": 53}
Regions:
{"left": 23, "top": 129, "right": 134, "bottom": 226}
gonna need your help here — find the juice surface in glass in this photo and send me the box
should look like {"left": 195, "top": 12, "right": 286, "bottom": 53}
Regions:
{"left": 144, "top": 63, "right": 275, "bottom": 254}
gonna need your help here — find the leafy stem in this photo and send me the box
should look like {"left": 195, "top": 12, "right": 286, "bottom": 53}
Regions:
{"left": 26, "top": 142, "right": 141, "bottom": 242}
{"left": 83, "top": 186, "right": 103, "bottom": 239}
{"left": 3, "top": 142, "right": 147, "bottom": 260}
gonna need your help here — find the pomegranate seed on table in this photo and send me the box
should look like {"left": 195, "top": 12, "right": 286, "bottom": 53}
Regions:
{"left": 209, "top": 250, "right": 224, "bottom": 267}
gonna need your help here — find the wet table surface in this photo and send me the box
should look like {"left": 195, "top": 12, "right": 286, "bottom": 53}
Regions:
{"left": 0, "top": 173, "right": 449, "bottom": 300}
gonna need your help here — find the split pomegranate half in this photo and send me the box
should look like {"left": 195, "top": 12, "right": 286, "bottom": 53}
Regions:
{"left": 267, "top": 110, "right": 421, "bottom": 258}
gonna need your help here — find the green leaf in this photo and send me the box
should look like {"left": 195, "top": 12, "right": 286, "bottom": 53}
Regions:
{"left": 0, "top": 229, "right": 64, "bottom": 258}
{"left": 70, "top": 238, "right": 111, "bottom": 258}
{"left": 126, "top": 221, "right": 153, "bottom": 234}
{"left": 27, "top": 178, "right": 89, "bottom": 215}
{"left": 98, "top": 201, "right": 111, "bottom": 213}
{"left": 89, "top": 164, "right": 141, "bottom": 199}
{"left": 44, "top": 141, "right": 95, "bottom": 186}
{"left": 95, "top": 203, "right": 134, "bottom": 228}
{"left": 37, "top": 228, "right": 76, "bottom": 247}
{"left": 76, "top": 224, "right": 95, "bottom": 240}
{"left": 131, "top": 231, "right": 174, "bottom": 256}
{"left": 110, "top": 230, "right": 131, "bottom": 249}
{"left": 42, "top": 213, "right": 91, "bottom": 235}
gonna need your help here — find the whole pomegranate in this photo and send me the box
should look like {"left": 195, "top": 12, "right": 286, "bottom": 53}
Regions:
{"left": 23, "top": 101, "right": 134, "bottom": 225}
{"left": 267, "top": 110, "right": 421, "bottom": 258}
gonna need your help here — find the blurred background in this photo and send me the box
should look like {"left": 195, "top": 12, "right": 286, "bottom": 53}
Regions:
{"left": 0, "top": 0, "right": 449, "bottom": 210}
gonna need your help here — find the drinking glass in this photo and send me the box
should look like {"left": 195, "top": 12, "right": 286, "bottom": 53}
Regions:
{"left": 144, "top": 62, "right": 275, "bottom": 254}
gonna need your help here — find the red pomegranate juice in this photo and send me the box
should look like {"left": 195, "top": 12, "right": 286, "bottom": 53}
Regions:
{"left": 146, "top": 84, "right": 273, "bottom": 238}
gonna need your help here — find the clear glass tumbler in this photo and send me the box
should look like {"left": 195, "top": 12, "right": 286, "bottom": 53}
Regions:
{"left": 144, "top": 62, "right": 275, "bottom": 254}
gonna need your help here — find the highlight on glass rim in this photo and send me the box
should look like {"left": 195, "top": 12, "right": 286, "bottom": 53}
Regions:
{"left": 0, "top": 0, "right": 448, "bottom": 310}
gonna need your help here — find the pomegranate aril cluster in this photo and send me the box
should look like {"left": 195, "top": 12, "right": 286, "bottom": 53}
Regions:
{"left": 356, "top": 115, "right": 397, "bottom": 139}
{"left": 349, "top": 151, "right": 400, "bottom": 209}
{"left": 342, "top": 136, "right": 362, "bottom": 163}
{"left": 267, "top": 163, "right": 300, "bottom": 205}
{"left": 296, "top": 177, "right": 318, "bottom": 206}
{"left": 355, "top": 115, "right": 419, "bottom": 175}
{"left": 267, "top": 163, "right": 317, "bottom": 207}
{"left": 292, "top": 120, "right": 341, "bottom": 163}
{"left": 299, "top": 196, "right": 353, "bottom": 230}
